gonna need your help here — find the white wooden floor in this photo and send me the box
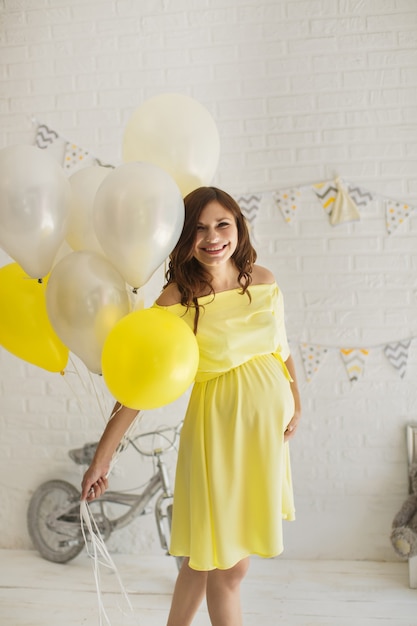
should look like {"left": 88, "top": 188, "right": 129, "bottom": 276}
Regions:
{"left": 1, "top": 549, "right": 416, "bottom": 626}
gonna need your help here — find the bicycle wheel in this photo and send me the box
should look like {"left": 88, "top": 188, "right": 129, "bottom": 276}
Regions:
{"left": 167, "top": 503, "right": 184, "bottom": 572}
{"left": 27, "top": 479, "right": 85, "bottom": 564}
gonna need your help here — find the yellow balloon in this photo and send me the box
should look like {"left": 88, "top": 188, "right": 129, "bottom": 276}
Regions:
{"left": 102, "top": 308, "right": 199, "bottom": 410}
{"left": 0, "top": 263, "right": 69, "bottom": 372}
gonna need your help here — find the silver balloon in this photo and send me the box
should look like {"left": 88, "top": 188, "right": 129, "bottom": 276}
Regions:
{"left": 94, "top": 161, "right": 184, "bottom": 289}
{"left": 46, "top": 251, "right": 131, "bottom": 373}
{"left": 122, "top": 93, "right": 220, "bottom": 197}
{"left": 0, "top": 145, "right": 71, "bottom": 278}
{"left": 67, "top": 166, "right": 109, "bottom": 254}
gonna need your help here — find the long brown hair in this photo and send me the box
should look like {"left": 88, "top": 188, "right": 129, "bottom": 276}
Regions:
{"left": 164, "top": 187, "right": 257, "bottom": 332}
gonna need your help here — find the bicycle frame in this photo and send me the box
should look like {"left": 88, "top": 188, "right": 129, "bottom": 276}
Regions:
{"left": 94, "top": 451, "right": 173, "bottom": 534}
{"left": 27, "top": 422, "right": 182, "bottom": 566}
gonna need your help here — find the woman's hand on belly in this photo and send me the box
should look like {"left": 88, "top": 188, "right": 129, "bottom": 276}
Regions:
{"left": 284, "top": 408, "right": 301, "bottom": 442}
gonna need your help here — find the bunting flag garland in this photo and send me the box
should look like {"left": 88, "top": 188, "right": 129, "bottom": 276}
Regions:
{"left": 272, "top": 187, "right": 302, "bottom": 224}
{"left": 35, "top": 123, "right": 59, "bottom": 149}
{"left": 299, "top": 343, "right": 328, "bottom": 381}
{"left": 32, "top": 120, "right": 116, "bottom": 173}
{"left": 236, "top": 193, "right": 262, "bottom": 241}
{"left": 294, "top": 338, "right": 415, "bottom": 383}
{"left": 31, "top": 119, "right": 416, "bottom": 239}
{"left": 384, "top": 340, "right": 412, "bottom": 378}
{"left": 385, "top": 199, "right": 417, "bottom": 235}
{"left": 339, "top": 348, "right": 369, "bottom": 383}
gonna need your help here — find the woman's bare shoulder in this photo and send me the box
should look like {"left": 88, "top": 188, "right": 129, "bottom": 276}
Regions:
{"left": 251, "top": 264, "right": 276, "bottom": 285}
{"left": 155, "top": 283, "right": 182, "bottom": 306}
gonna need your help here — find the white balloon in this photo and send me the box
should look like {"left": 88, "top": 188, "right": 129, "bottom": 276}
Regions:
{"left": 67, "top": 166, "right": 110, "bottom": 254}
{"left": 122, "top": 93, "right": 220, "bottom": 197}
{"left": 94, "top": 161, "right": 184, "bottom": 289}
{"left": 0, "top": 145, "right": 71, "bottom": 278}
{"left": 46, "top": 251, "right": 131, "bottom": 374}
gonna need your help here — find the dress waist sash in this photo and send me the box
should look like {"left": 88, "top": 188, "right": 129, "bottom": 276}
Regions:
{"left": 194, "top": 351, "right": 293, "bottom": 384}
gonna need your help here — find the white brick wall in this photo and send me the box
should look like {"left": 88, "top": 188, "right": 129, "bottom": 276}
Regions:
{"left": 1, "top": 0, "right": 417, "bottom": 561}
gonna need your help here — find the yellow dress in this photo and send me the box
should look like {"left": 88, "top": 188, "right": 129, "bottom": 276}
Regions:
{"left": 154, "top": 282, "right": 295, "bottom": 571}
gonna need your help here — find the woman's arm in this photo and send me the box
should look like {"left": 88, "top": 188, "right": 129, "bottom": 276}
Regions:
{"left": 81, "top": 402, "right": 139, "bottom": 501}
{"left": 284, "top": 354, "right": 301, "bottom": 441}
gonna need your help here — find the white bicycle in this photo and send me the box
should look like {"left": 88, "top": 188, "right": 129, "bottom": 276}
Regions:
{"left": 27, "top": 422, "right": 183, "bottom": 570}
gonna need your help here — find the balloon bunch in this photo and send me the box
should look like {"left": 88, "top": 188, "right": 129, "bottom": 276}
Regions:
{"left": 0, "top": 94, "right": 219, "bottom": 409}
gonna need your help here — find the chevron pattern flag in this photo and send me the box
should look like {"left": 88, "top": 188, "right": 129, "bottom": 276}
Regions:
{"left": 313, "top": 178, "right": 361, "bottom": 226}
{"left": 299, "top": 343, "right": 328, "bottom": 382}
{"left": 63, "top": 142, "right": 95, "bottom": 174}
{"left": 272, "top": 187, "right": 302, "bottom": 225}
{"left": 385, "top": 199, "right": 417, "bottom": 235}
{"left": 35, "top": 123, "right": 59, "bottom": 149}
{"left": 345, "top": 181, "right": 374, "bottom": 209}
{"left": 312, "top": 180, "right": 338, "bottom": 213}
{"left": 384, "top": 340, "right": 412, "bottom": 378}
{"left": 236, "top": 193, "right": 262, "bottom": 241}
{"left": 340, "top": 348, "right": 369, "bottom": 383}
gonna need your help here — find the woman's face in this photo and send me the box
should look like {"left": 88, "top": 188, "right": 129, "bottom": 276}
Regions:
{"left": 192, "top": 201, "right": 238, "bottom": 269}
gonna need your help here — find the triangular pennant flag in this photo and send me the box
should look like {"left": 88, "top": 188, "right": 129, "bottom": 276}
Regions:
{"left": 272, "top": 187, "right": 302, "bottom": 225}
{"left": 384, "top": 340, "right": 412, "bottom": 378}
{"left": 328, "top": 178, "right": 361, "bottom": 225}
{"left": 340, "top": 348, "right": 369, "bottom": 383}
{"left": 63, "top": 142, "right": 95, "bottom": 174}
{"left": 236, "top": 193, "right": 262, "bottom": 241}
{"left": 314, "top": 178, "right": 360, "bottom": 226}
{"left": 385, "top": 199, "right": 417, "bottom": 235}
{"left": 299, "top": 343, "right": 328, "bottom": 382}
{"left": 35, "top": 123, "right": 59, "bottom": 149}
{"left": 313, "top": 179, "right": 338, "bottom": 214}
{"left": 345, "top": 181, "right": 374, "bottom": 209}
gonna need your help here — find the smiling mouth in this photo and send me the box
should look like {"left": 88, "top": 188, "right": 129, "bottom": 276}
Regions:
{"left": 202, "top": 245, "right": 227, "bottom": 253}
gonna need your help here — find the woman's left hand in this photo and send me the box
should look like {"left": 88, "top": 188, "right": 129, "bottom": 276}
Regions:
{"left": 284, "top": 409, "right": 301, "bottom": 441}
{"left": 283, "top": 355, "right": 301, "bottom": 442}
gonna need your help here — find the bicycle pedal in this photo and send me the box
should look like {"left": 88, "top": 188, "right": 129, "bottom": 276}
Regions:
{"left": 68, "top": 442, "right": 98, "bottom": 465}
{"left": 141, "top": 507, "right": 152, "bottom": 516}
{"left": 59, "top": 539, "right": 82, "bottom": 548}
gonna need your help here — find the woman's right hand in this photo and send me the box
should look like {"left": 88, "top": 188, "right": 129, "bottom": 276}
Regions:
{"left": 81, "top": 464, "right": 109, "bottom": 501}
{"left": 79, "top": 402, "right": 139, "bottom": 502}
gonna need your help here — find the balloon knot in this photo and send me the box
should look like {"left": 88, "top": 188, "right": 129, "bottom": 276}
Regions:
{"left": 37, "top": 277, "right": 43, "bottom": 284}
{"left": 60, "top": 370, "right": 65, "bottom": 376}
{"left": 132, "top": 287, "right": 138, "bottom": 294}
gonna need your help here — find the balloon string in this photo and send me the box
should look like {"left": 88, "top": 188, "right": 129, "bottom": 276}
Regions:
{"left": 61, "top": 359, "right": 91, "bottom": 424}
{"left": 61, "top": 358, "right": 143, "bottom": 622}
{"left": 69, "top": 355, "right": 94, "bottom": 396}
{"left": 81, "top": 410, "right": 143, "bottom": 625}
{"left": 109, "top": 409, "right": 143, "bottom": 473}
{"left": 80, "top": 500, "right": 138, "bottom": 626}
{"left": 87, "top": 369, "right": 108, "bottom": 424}
{"left": 61, "top": 362, "right": 136, "bottom": 623}
{"left": 63, "top": 356, "right": 111, "bottom": 426}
